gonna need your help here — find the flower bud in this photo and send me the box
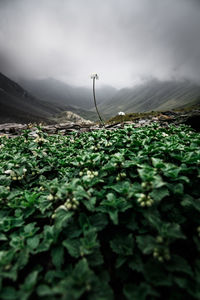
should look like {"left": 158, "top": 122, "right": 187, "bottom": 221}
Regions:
{"left": 47, "top": 194, "right": 54, "bottom": 201}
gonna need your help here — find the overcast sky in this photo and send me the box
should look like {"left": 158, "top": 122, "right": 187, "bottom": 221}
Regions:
{"left": 0, "top": 0, "right": 200, "bottom": 88}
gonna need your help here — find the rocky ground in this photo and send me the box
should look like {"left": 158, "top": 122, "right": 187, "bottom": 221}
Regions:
{"left": 0, "top": 109, "right": 199, "bottom": 138}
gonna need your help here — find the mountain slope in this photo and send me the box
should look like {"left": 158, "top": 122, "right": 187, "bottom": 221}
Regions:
{"left": 20, "top": 78, "right": 117, "bottom": 109}
{"left": 0, "top": 72, "right": 64, "bottom": 124}
{"left": 98, "top": 79, "right": 200, "bottom": 118}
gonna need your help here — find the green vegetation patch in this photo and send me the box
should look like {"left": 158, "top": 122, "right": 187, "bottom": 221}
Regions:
{"left": 0, "top": 124, "right": 200, "bottom": 299}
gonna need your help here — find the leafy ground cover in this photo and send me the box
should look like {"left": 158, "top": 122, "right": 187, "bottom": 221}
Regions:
{"left": 0, "top": 124, "right": 200, "bottom": 299}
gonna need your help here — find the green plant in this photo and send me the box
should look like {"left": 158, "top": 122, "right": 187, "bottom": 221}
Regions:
{"left": 0, "top": 124, "right": 200, "bottom": 299}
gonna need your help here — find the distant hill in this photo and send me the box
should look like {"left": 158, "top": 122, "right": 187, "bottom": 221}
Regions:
{"left": 97, "top": 79, "right": 200, "bottom": 118}
{"left": 0, "top": 72, "right": 66, "bottom": 124}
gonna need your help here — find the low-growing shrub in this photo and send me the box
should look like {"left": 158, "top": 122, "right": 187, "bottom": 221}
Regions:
{"left": 0, "top": 124, "right": 200, "bottom": 299}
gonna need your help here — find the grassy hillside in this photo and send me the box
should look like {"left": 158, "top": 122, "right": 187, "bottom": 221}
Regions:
{"left": 98, "top": 79, "right": 200, "bottom": 118}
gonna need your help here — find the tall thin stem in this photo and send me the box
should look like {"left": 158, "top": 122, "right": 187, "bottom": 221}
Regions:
{"left": 93, "top": 78, "right": 104, "bottom": 127}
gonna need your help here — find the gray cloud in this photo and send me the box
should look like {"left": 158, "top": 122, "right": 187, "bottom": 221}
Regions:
{"left": 0, "top": 0, "right": 200, "bottom": 88}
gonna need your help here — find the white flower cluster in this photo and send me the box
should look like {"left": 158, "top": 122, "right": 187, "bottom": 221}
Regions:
{"left": 141, "top": 182, "right": 152, "bottom": 191}
{"left": 90, "top": 73, "right": 99, "bottom": 80}
{"left": 137, "top": 193, "right": 154, "bottom": 207}
{"left": 52, "top": 197, "right": 80, "bottom": 218}
{"left": 64, "top": 197, "right": 79, "bottom": 210}
{"left": 4, "top": 168, "right": 27, "bottom": 181}
{"left": 153, "top": 246, "right": 170, "bottom": 262}
{"left": 116, "top": 172, "right": 126, "bottom": 181}
{"left": 104, "top": 141, "right": 113, "bottom": 147}
{"left": 34, "top": 136, "right": 46, "bottom": 143}
{"left": 79, "top": 170, "right": 98, "bottom": 179}
{"left": 162, "top": 133, "right": 169, "bottom": 137}
{"left": 47, "top": 194, "right": 54, "bottom": 201}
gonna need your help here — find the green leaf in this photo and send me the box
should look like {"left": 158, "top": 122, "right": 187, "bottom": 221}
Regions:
{"left": 158, "top": 223, "right": 186, "bottom": 239}
{"left": 110, "top": 234, "right": 134, "bottom": 256}
{"left": 98, "top": 193, "right": 131, "bottom": 225}
{"left": 27, "top": 235, "right": 40, "bottom": 250}
{"left": 150, "top": 187, "right": 169, "bottom": 202}
{"left": 51, "top": 246, "right": 64, "bottom": 269}
{"left": 55, "top": 210, "right": 74, "bottom": 229}
{"left": 165, "top": 256, "right": 193, "bottom": 277}
{"left": 109, "top": 181, "right": 131, "bottom": 194}
{"left": 151, "top": 157, "right": 165, "bottom": 168}
{"left": 138, "top": 166, "right": 156, "bottom": 182}
{"left": 37, "top": 285, "right": 52, "bottom": 297}
{"left": 82, "top": 197, "right": 96, "bottom": 212}
{"left": 174, "top": 277, "right": 188, "bottom": 289}
{"left": 124, "top": 283, "right": 159, "bottom": 300}
{"left": 63, "top": 239, "right": 81, "bottom": 258}
{"left": 80, "top": 228, "right": 99, "bottom": 255}
{"left": 21, "top": 270, "right": 39, "bottom": 291}
{"left": 163, "top": 164, "right": 181, "bottom": 178}
{"left": 128, "top": 254, "right": 144, "bottom": 273}
{"left": 89, "top": 213, "right": 108, "bottom": 231}
{"left": 0, "top": 287, "right": 18, "bottom": 300}
{"left": 181, "top": 194, "right": 200, "bottom": 212}
{"left": 143, "top": 261, "right": 173, "bottom": 286}
{"left": 168, "top": 183, "right": 184, "bottom": 195}
{"left": 0, "top": 233, "right": 7, "bottom": 241}
{"left": 87, "top": 249, "right": 104, "bottom": 267}
{"left": 116, "top": 256, "right": 127, "bottom": 268}
{"left": 136, "top": 235, "right": 155, "bottom": 254}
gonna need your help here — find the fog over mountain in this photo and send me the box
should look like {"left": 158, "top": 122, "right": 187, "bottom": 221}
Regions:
{"left": 0, "top": 0, "right": 200, "bottom": 88}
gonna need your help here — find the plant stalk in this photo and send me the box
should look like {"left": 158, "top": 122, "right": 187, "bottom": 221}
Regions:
{"left": 93, "top": 78, "right": 104, "bottom": 127}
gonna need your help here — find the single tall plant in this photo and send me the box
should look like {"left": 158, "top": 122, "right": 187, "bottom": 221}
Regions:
{"left": 91, "top": 73, "right": 104, "bottom": 127}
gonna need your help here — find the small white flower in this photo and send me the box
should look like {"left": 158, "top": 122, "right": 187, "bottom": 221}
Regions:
{"left": 90, "top": 73, "right": 99, "bottom": 80}
{"left": 47, "top": 194, "right": 54, "bottom": 201}
{"left": 4, "top": 170, "right": 12, "bottom": 174}
{"left": 153, "top": 252, "right": 159, "bottom": 258}
{"left": 120, "top": 172, "right": 126, "bottom": 178}
{"left": 156, "top": 236, "right": 163, "bottom": 243}
{"left": 55, "top": 205, "right": 68, "bottom": 212}
{"left": 118, "top": 111, "right": 125, "bottom": 116}
{"left": 158, "top": 256, "right": 164, "bottom": 262}
{"left": 66, "top": 203, "right": 72, "bottom": 210}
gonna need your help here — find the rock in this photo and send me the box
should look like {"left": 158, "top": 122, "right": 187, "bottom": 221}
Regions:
{"left": 0, "top": 109, "right": 200, "bottom": 136}
{"left": 53, "top": 111, "right": 94, "bottom": 124}
{"left": 182, "top": 113, "right": 200, "bottom": 131}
